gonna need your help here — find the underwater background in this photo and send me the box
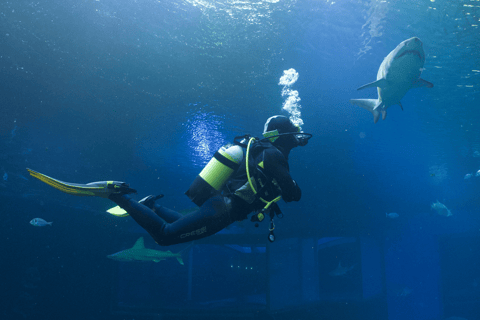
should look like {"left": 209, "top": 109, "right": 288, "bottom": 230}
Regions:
{"left": 1, "top": 0, "right": 479, "bottom": 319}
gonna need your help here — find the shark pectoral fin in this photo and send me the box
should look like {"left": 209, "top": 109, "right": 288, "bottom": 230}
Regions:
{"left": 413, "top": 78, "right": 434, "bottom": 88}
{"left": 381, "top": 110, "right": 387, "bottom": 120}
{"left": 350, "top": 99, "right": 381, "bottom": 124}
{"left": 357, "top": 78, "right": 387, "bottom": 91}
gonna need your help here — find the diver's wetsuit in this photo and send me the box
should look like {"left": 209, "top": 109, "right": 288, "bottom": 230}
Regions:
{"left": 110, "top": 141, "right": 301, "bottom": 246}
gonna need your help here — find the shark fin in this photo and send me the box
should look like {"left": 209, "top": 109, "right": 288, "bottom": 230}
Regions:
{"left": 413, "top": 78, "right": 433, "bottom": 88}
{"left": 350, "top": 99, "right": 382, "bottom": 123}
{"left": 132, "top": 237, "right": 145, "bottom": 250}
{"left": 381, "top": 110, "right": 387, "bottom": 120}
{"left": 372, "top": 101, "right": 384, "bottom": 111}
{"left": 357, "top": 78, "right": 387, "bottom": 91}
{"left": 177, "top": 257, "right": 184, "bottom": 265}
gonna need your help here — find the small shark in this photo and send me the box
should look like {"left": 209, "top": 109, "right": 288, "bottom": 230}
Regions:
{"left": 328, "top": 262, "right": 356, "bottom": 277}
{"left": 107, "top": 237, "right": 184, "bottom": 265}
{"left": 350, "top": 37, "right": 433, "bottom": 123}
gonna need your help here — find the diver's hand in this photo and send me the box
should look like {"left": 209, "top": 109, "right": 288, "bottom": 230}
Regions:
{"left": 139, "top": 194, "right": 164, "bottom": 209}
{"left": 86, "top": 180, "right": 137, "bottom": 198}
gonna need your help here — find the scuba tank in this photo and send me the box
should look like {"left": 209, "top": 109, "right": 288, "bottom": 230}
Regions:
{"left": 185, "top": 144, "right": 244, "bottom": 207}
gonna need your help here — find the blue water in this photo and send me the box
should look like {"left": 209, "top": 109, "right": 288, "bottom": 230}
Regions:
{"left": 1, "top": 0, "right": 479, "bottom": 319}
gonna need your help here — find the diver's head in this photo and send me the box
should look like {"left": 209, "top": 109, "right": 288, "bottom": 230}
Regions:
{"left": 262, "top": 115, "right": 310, "bottom": 151}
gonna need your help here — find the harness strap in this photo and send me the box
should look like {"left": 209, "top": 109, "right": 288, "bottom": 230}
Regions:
{"left": 246, "top": 138, "right": 282, "bottom": 208}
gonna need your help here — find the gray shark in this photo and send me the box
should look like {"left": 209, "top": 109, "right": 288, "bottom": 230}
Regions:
{"left": 350, "top": 37, "right": 433, "bottom": 123}
{"left": 107, "top": 237, "right": 184, "bottom": 265}
{"left": 328, "top": 262, "right": 356, "bottom": 276}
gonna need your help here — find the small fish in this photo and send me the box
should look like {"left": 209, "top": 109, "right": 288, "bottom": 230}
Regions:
{"left": 30, "top": 218, "right": 53, "bottom": 227}
{"left": 430, "top": 173, "right": 435, "bottom": 177}
{"left": 386, "top": 212, "right": 399, "bottom": 219}
{"left": 464, "top": 173, "right": 473, "bottom": 180}
{"left": 431, "top": 200, "right": 452, "bottom": 217}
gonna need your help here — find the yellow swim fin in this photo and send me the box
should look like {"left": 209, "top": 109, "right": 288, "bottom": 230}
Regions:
{"left": 26, "top": 168, "right": 137, "bottom": 198}
{"left": 107, "top": 205, "right": 129, "bottom": 217}
{"left": 106, "top": 194, "right": 164, "bottom": 217}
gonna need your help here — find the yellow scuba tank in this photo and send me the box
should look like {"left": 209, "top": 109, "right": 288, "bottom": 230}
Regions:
{"left": 185, "top": 144, "right": 244, "bottom": 207}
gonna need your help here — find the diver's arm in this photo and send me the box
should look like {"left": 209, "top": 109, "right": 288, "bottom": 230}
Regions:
{"left": 265, "top": 150, "right": 301, "bottom": 202}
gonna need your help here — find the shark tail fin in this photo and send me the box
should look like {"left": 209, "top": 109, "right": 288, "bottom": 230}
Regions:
{"left": 175, "top": 243, "right": 193, "bottom": 266}
{"left": 350, "top": 99, "right": 383, "bottom": 123}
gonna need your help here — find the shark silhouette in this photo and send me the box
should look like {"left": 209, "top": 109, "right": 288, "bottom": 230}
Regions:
{"left": 107, "top": 237, "right": 184, "bottom": 265}
{"left": 328, "top": 262, "right": 356, "bottom": 276}
{"left": 350, "top": 37, "right": 433, "bottom": 123}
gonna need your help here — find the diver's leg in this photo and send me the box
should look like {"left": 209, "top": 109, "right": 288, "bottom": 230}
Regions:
{"left": 138, "top": 195, "right": 184, "bottom": 222}
{"left": 110, "top": 194, "right": 235, "bottom": 246}
{"left": 109, "top": 194, "right": 167, "bottom": 239}
{"left": 153, "top": 204, "right": 184, "bottom": 223}
{"left": 156, "top": 195, "right": 234, "bottom": 245}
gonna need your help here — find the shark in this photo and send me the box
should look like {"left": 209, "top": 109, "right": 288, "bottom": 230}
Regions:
{"left": 328, "top": 262, "right": 356, "bottom": 277}
{"left": 350, "top": 37, "right": 433, "bottom": 123}
{"left": 107, "top": 237, "right": 184, "bottom": 265}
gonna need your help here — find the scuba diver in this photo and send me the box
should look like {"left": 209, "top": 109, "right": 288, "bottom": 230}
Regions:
{"left": 27, "top": 115, "right": 312, "bottom": 245}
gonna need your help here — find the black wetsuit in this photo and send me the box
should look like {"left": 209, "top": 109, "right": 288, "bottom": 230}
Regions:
{"left": 110, "top": 140, "right": 301, "bottom": 246}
